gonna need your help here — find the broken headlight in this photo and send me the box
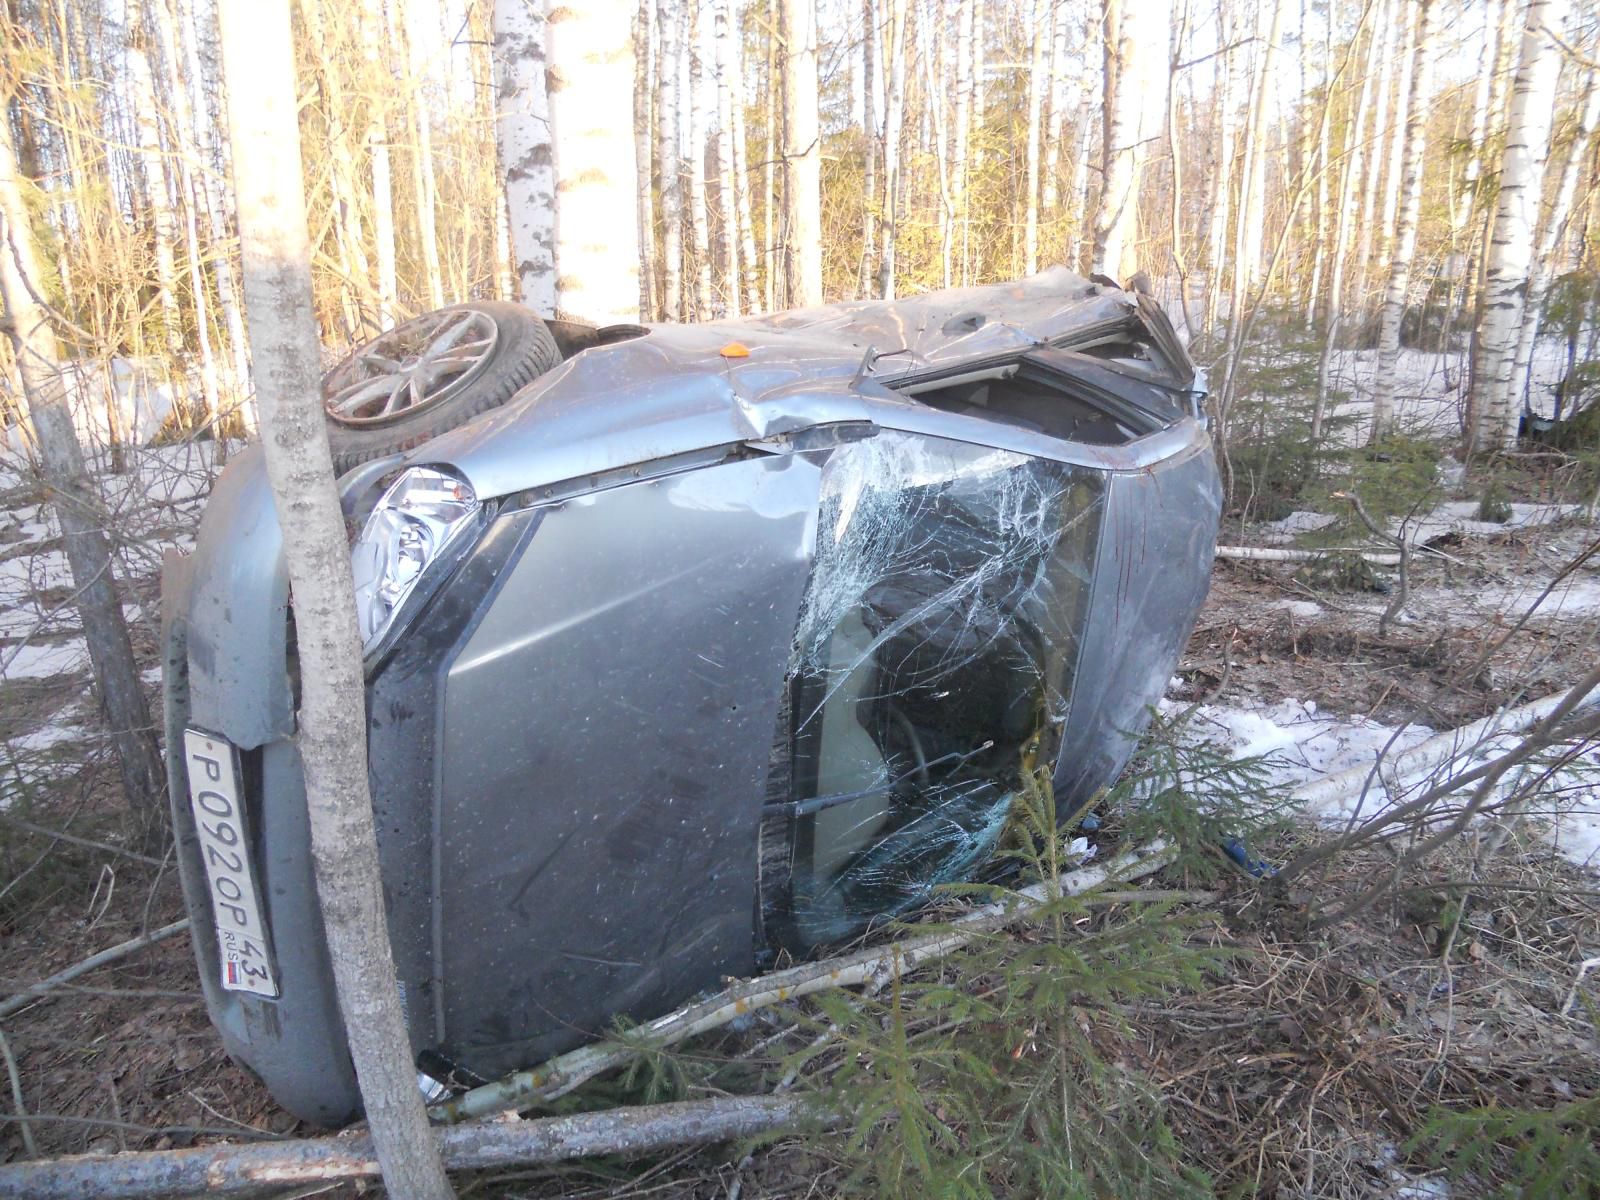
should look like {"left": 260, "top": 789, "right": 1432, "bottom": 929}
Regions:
{"left": 351, "top": 467, "right": 481, "bottom": 650}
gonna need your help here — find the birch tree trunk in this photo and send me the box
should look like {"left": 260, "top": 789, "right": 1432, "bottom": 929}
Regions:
{"left": 1235, "top": 0, "right": 1282, "bottom": 294}
{"left": 781, "top": 0, "right": 823, "bottom": 305}
{"left": 361, "top": 0, "right": 400, "bottom": 326}
{"left": 546, "top": 0, "right": 643, "bottom": 323}
{"left": 952, "top": 0, "right": 973, "bottom": 284}
{"left": 0, "top": 123, "right": 165, "bottom": 821}
{"left": 636, "top": 0, "right": 658, "bottom": 318}
{"left": 687, "top": 1, "right": 713, "bottom": 318}
{"left": 1507, "top": 69, "right": 1598, "bottom": 417}
{"left": 713, "top": 0, "right": 739, "bottom": 316}
{"left": 214, "top": 3, "right": 453, "bottom": 1193}
{"left": 402, "top": 0, "right": 446, "bottom": 310}
{"left": 875, "top": 0, "right": 906, "bottom": 298}
{"left": 858, "top": 0, "right": 878, "bottom": 298}
{"left": 1369, "top": 0, "right": 1439, "bottom": 443}
{"left": 658, "top": 0, "right": 684, "bottom": 320}
{"left": 728, "top": 8, "right": 760, "bottom": 313}
{"left": 1022, "top": 0, "right": 1047, "bottom": 275}
{"left": 1204, "top": 4, "right": 1235, "bottom": 329}
{"left": 1473, "top": 0, "right": 1569, "bottom": 452}
{"left": 763, "top": 0, "right": 778, "bottom": 309}
{"left": 492, "top": 0, "right": 558, "bottom": 315}
{"left": 1373, "top": 0, "right": 1416, "bottom": 282}
{"left": 1041, "top": 0, "right": 1069, "bottom": 214}
{"left": 1352, "top": 0, "right": 1395, "bottom": 310}
{"left": 1091, "top": 0, "right": 1144, "bottom": 280}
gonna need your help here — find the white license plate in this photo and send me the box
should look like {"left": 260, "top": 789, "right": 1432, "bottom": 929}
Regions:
{"left": 183, "top": 730, "right": 279, "bottom": 998}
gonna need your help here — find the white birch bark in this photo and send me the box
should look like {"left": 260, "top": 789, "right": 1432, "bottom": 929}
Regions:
{"left": 636, "top": 0, "right": 658, "bottom": 318}
{"left": 687, "top": 1, "right": 713, "bottom": 318}
{"left": 1352, "top": 0, "right": 1395, "bottom": 308}
{"left": 127, "top": 20, "right": 184, "bottom": 359}
{"left": 858, "top": 0, "right": 879, "bottom": 298}
{"left": 1022, "top": 0, "right": 1047, "bottom": 275}
{"left": 0, "top": 124, "right": 165, "bottom": 818}
{"left": 492, "top": 0, "right": 558, "bottom": 316}
{"left": 1374, "top": 0, "right": 1416, "bottom": 279}
{"left": 361, "top": 0, "right": 400, "bottom": 326}
{"left": 546, "top": 0, "right": 643, "bottom": 323}
{"left": 658, "top": 0, "right": 684, "bottom": 320}
{"left": 1204, "top": 4, "right": 1235, "bottom": 326}
{"left": 1369, "top": 0, "right": 1439, "bottom": 442}
{"left": 875, "top": 0, "right": 906, "bottom": 298}
{"left": 728, "top": 8, "right": 760, "bottom": 312}
{"left": 1235, "top": 0, "right": 1283, "bottom": 293}
{"left": 1474, "top": 0, "right": 1570, "bottom": 451}
{"left": 781, "top": 0, "right": 823, "bottom": 305}
{"left": 1508, "top": 69, "right": 1598, "bottom": 416}
{"left": 952, "top": 0, "right": 973, "bottom": 283}
{"left": 1091, "top": 0, "right": 1144, "bottom": 280}
{"left": 762, "top": 0, "right": 777, "bottom": 310}
{"left": 713, "top": 0, "right": 739, "bottom": 316}
{"left": 402, "top": 0, "right": 445, "bottom": 310}
{"left": 215, "top": 5, "right": 455, "bottom": 1193}
{"left": 1040, "top": 0, "right": 1069, "bottom": 214}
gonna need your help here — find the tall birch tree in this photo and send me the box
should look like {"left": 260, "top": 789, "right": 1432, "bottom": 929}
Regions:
{"left": 658, "top": 0, "right": 684, "bottom": 319}
{"left": 713, "top": 0, "right": 740, "bottom": 316}
{"left": 781, "top": 0, "right": 823, "bottom": 305}
{"left": 215, "top": 2, "right": 453, "bottom": 1192}
{"left": 1022, "top": 0, "right": 1047, "bottom": 274}
{"left": 1091, "top": 0, "right": 1149, "bottom": 280}
{"left": 1369, "top": 0, "right": 1439, "bottom": 442}
{"left": 547, "top": 0, "right": 642, "bottom": 323}
{"left": 876, "top": 0, "right": 906, "bottom": 298}
{"left": 687, "top": 1, "right": 713, "bottom": 318}
{"left": 1473, "top": 0, "right": 1570, "bottom": 451}
{"left": 492, "top": 0, "right": 558, "bottom": 315}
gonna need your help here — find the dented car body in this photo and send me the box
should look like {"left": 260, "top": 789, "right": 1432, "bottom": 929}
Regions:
{"left": 162, "top": 269, "right": 1220, "bottom": 1124}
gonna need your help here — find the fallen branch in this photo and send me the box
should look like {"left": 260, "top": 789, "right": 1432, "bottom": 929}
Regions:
{"left": 431, "top": 840, "right": 1174, "bottom": 1123}
{"left": 1289, "top": 676, "right": 1600, "bottom": 816}
{"left": 0, "top": 1093, "right": 829, "bottom": 1199}
{"left": 1215, "top": 545, "right": 1402, "bottom": 566}
{"left": 0, "top": 919, "right": 190, "bottom": 1020}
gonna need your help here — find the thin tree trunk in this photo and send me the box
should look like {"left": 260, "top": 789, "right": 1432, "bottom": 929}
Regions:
{"left": 952, "top": 0, "right": 973, "bottom": 284}
{"left": 728, "top": 8, "right": 760, "bottom": 313}
{"left": 213, "top": 3, "right": 454, "bottom": 1194}
{"left": 402, "top": 0, "right": 445, "bottom": 310}
{"left": 1473, "top": 0, "right": 1569, "bottom": 452}
{"left": 713, "top": 0, "right": 739, "bottom": 316}
{"left": 1041, "top": 0, "right": 1069, "bottom": 214}
{"left": 0, "top": 122, "right": 165, "bottom": 821}
{"left": 1369, "top": 0, "right": 1438, "bottom": 443}
{"left": 763, "top": 0, "right": 778, "bottom": 309}
{"left": 688, "top": 1, "right": 713, "bottom": 318}
{"left": 876, "top": 0, "right": 906, "bottom": 298}
{"left": 1507, "top": 69, "right": 1599, "bottom": 417}
{"left": 361, "top": 0, "right": 400, "bottom": 326}
{"left": 1022, "top": 0, "right": 1046, "bottom": 274}
{"left": 546, "top": 0, "right": 642, "bottom": 323}
{"left": 492, "top": 0, "right": 558, "bottom": 315}
{"left": 1235, "top": 0, "right": 1282, "bottom": 294}
{"left": 781, "top": 0, "right": 823, "bottom": 304}
{"left": 858, "top": 0, "right": 878, "bottom": 298}
{"left": 1373, "top": 0, "right": 1415, "bottom": 281}
{"left": 1352, "top": 0, "right": 1394, "bottom": 312}
{"left": 636, "top": 0, "right": 658, "bottom": 318}
{"left": 1203, "top": 2, "right": 1234, "bottom": 330}
{"left": 1314, "top": 0, "right": 1378, "bottom": 439}
{"left": 658, "top": 0, "right": 683, "bottom": 319}
{"left": 921, "top": 7, "right": 955, "bottom": 288}
{"left": 1091, "top": 0, "right": 1148, "bottom": 280}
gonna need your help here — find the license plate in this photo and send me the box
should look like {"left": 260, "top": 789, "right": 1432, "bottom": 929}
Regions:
{"left": 183, "top": 730, "right": 279, "bottom": 998}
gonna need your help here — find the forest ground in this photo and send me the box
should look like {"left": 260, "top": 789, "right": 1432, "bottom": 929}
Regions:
{"left": 1, "top": 333, "right": 1598, "bottom": 1195}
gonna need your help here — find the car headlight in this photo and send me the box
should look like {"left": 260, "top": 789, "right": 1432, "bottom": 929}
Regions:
{"left": 350, "top": 467, "right": 481, "bottom": 650}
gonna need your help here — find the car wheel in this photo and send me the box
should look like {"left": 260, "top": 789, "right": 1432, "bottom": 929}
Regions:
{"left": 320, "top": 301, "right": 560, "bottom": 472}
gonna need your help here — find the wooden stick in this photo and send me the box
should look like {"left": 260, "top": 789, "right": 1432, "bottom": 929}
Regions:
{"left": 0, "top": 919, "right": 190, "bottom": 1020}
{"left": 430, "top": 840, "right": 1174, "bottom": 1123}
{"left": 0, "top": 1093, "right": 828, "bottom": 1199}
{"left": 1215, "top": 545, "right": 1402, "bottom": 566}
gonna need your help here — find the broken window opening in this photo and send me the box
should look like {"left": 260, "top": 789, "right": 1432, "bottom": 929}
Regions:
{"left": 767, "top": 431, "right": 1105, "bottom": 951}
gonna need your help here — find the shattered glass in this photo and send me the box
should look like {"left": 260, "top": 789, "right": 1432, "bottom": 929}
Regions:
{"left": 769, "top": 431, "right": 1105, "bottom": 948}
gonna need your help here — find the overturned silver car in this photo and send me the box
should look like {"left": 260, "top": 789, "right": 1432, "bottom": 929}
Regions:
{"left": 162, "top": 268, "right": 1220, "bottom": 1124}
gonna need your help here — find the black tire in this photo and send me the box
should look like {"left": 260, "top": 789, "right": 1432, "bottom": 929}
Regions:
{"left": 320, "top": 301, "right": 560, "bottom": 473}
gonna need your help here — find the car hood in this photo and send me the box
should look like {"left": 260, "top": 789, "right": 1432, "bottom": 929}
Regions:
{"left": 415, "top": 268, "right": 1186, "bottom": 501}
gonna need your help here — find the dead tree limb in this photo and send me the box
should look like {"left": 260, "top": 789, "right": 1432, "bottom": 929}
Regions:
{"left": 431, "top": 840, "right": 1174, "bottom": 1123}
{"left": 1215, "top": 545, "right": 1403, "bottom": 566}
{"left": 0, "top": 919, "right": 189, "bottom": 1020}
{"left": 0, "top": 1093, "right": 829, "bottom": 1199}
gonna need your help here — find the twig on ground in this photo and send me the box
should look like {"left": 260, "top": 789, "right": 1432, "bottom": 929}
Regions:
{"left": 0, "top": 919, "right": 190, "bottom": 1020}
{"left": 0, "top": 1025, "right": 36, "bottom": 1158}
